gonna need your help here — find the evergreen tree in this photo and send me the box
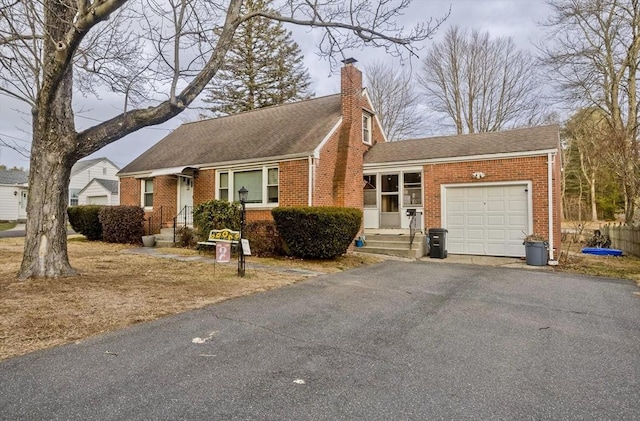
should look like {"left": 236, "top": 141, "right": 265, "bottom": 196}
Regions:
{"left": 203, "top": 0, "right": 312, "bottom": 116}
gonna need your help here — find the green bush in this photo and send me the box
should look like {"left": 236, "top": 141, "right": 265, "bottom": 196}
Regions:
{"left": 271, "top": 206, "right": 362, "bottom": 259}
{"left": 193, "top": 200, "right": 241, "bottom": 240}
{"left": 99, "top": 206, "right": 145, "bottom": 244}
{"left": 245, "top": 220, "right": 284, "bottom": 257}
{"left": 67, "top": 205, "right": 104, "bottom": 241}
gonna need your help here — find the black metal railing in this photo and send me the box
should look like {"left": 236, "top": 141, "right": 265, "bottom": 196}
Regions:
{"left": 409, "top": 213, "right": 417, "bottom": 250}
{"left": 172, "top": 205, "right": 194, "bottom": 242}
{"left": 145, "top": 206, "right": 164, "bottom": 235}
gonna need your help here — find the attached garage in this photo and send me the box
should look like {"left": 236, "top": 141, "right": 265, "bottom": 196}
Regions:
{"left": 363, "top": 125, "right": 562, "bottom": 260}
{"left": 444, "top": 183, "right": 531, "bottom": 257}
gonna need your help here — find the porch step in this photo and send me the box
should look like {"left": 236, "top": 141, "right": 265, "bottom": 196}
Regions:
{"left": 154, "top": 227, "right": 176, "bottom": 248}
{"left": 357, "top": 233, "right": 426, "bottom": 259}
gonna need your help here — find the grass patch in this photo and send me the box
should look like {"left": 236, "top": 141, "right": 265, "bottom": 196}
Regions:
{"left": 557, "top": 240, "right": 640, "bottom": 283}
{"left": 0, "top": 221, "right": 17, "bottom": 231}
{"left": 0, "top": 237, "right": 383, "bottom": 362}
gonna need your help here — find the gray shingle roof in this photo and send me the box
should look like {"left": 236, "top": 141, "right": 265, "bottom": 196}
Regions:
{"left": 364, "top": 125, "right": 560, "bottom": 164}
{"left": 0, "top": 170, "right": 28, "bottom": 185}
{"left": 119, "top": 94, "right": 343, "bottom": 174}
{"left": 93, "top": 178, "right": 119, "bottom": 194}
{"left": 71, "top": 157, "right": 119, "bottom": 176}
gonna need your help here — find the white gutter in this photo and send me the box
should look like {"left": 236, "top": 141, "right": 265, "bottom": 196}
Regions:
{"left": 308, "top": 156, "right": 314, "bottom": 206}
{"left": 548, "top": 152, "right": 555, "bottom": 261}
{"left": 313, "top": 119, "right": 343, "bottom": 159}
{"left": 364, "top": 149, "right": 559, "bottom": 169}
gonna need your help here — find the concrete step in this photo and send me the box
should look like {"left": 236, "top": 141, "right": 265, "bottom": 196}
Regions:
{"left": 356, "top": 246, "right": 423, "bottom": 259}
{"left": 357, "top": 233, "right": 426, "bottom": 258}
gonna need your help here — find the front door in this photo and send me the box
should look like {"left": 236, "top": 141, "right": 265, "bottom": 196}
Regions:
{"left": 380, "top": 173, "right": 400, "bottom": 228}
{"left": 178, "top": 176, "right": 193, "bottom": 211}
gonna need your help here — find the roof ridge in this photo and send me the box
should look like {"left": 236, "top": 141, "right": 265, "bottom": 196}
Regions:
{"left": 405, "top": 124, "right": 560, "bottom": 143}
{"left": 186, "top": 93, "right": 341, "bottom": 126}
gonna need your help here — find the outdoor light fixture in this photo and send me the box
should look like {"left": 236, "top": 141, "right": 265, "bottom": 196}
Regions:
{"left": 238, "top": 186, "right": 248, "bottom": 277}
{"left": 238, "top": 186, "right": 248, "bottom": 203}
{"left": 14, "top": 191, "right": 17, "bottom": 196}
{"left": 471, "top": 172, "right": 486, "bottom": 179}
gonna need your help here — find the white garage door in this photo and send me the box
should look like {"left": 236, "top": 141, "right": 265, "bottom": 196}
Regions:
{"left": 445, "top": 184, "right": 530, "bottom": 257}
{"left": 88, "top": 196, "right": 108, "bottom": 205}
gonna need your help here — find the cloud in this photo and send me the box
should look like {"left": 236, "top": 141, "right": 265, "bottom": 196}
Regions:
{"left": 0, "top": 0, "right": 551, "bottom": 169}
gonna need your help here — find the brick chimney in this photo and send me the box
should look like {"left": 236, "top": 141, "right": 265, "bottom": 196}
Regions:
{"left": 341, "top": 57, "right": 362, "bottom": 126}
{"left": 333, "top": 58, "right": 365, "bottom": 208}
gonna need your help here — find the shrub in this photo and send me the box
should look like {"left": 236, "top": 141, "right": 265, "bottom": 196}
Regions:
{"left": 99, "top": 206, "right": 145, "bottom": 244}
{"left": 67, "top": 205, "right": 104, "bottom": 241}
{"left": 177, "top": 226, "right": 197, "bottom": 248}
{"left": 245, "top": 220, "right": 284, "bottom": 257}
{"left": 271, "top": 206, "right": 362, "bottom": 259}
{"left": 193, "top": 200, "right": 241, "bottom": 240}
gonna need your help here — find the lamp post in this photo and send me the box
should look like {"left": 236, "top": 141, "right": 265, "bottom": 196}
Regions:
{"left": 238, "top": 186, "right": 248, "bottom": 277}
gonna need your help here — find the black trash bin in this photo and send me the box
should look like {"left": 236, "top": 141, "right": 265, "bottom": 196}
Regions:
{"left": 428, "top": 228, "right": 448, "bottom": 259}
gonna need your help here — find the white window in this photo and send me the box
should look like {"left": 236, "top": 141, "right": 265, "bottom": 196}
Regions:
{"left": 362, "top": 113, "right": 372, "bottom": 145}
{"left": 267, "top": 168, "right": 279, "bottom": 203}
{"left": 217, "top": 167, "right": 279, "bottom": 205}
{"left": 69, "top": 189, "right": 80, "bottom": 206}
{"left": 219, "top": 172, "right": 229, "bottom": 201}
{"left": 363, "top": 174, "right": 376, "bottom": 207}
{"left": 143, "top": 179, "right": 153, "bottom": 207}
{"left": 403, "top": 172, "right": 422, "bottom": 206}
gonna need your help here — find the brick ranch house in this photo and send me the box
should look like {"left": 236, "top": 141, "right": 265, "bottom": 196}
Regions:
{"left": 118, "top": 59, "right": 561, "bottom": 260}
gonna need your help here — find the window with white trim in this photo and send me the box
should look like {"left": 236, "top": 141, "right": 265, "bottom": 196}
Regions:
{"left": 403, "top": 172, "right": 422, "bottom": 205}
{"left": 217, "top": 167, "right": 279, "bottom": 205}
{"left": 362, "top": 113, "right": 372, "bottom": 145}
{"left": 219, "top": 172, "right": 229, "bottom": 201}
{"left": 143, "top": 179, "right": 154, "bottom": 207}
{"left": 267, "top": 168, "right": 279, "bottom": 203}
{"left": 363, "top": 174, "right": 376, "bottom": 207}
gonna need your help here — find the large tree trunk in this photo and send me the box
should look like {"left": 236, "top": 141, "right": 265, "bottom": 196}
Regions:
{"left": 18, "top": 0, "right": 78, "bottom": 280}
{"left": 19, "top": 153, "right": 77, "bottom": 279}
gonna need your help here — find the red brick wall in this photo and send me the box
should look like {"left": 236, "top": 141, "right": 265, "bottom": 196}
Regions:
{"left": 194, "top": 169, "right": 216, "bottom": 205}
{"left": 423, "top": 155, "right": 561, "bottom": 254}
{"left": 279, "top": 160, "right": 309, "bottom": 206}
{"left": 119, "top": 177, "right": 140, "bottom": 206}
{"left": 154, "top": 175, "right": 177, "bottom": 226}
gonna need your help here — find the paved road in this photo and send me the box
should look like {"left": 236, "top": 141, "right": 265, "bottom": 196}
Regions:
{"left": 1, "top": 261, "right": 638, "bottom": 420}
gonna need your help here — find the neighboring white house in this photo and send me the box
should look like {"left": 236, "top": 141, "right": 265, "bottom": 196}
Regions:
{"left": 0, "top": 170, "right": 28, "bottom": 221}
{"left": 69, "top": 157, "right": 120, "bottom": 206}
{"left": 78, "top": 178, "right": 119, "bottom": 205}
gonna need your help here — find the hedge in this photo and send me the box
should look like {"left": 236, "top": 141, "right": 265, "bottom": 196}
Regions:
{"left": 271, "top": 206, "right": 362, "bottom": 259}
{"left": 245, "top": 220, "right": 284, "bottom": 257}
{"left": 99, "top": 206, "right": 145, "bottom": 244}
{"left": 67, "top": 205, "right": 104, "bottom": 241}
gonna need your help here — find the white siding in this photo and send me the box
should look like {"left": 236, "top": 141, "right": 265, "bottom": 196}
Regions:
{"left": 78, "top": 181, "right": 119, "bottom": 206}
{"left": 69, "top": 160, "right": 119, "bottom": 190}
{"left": 69, "top": 160, "right": 119, "bottom": 205}
{"left": 0, "top": 186, "right": 27, "bottom": 221}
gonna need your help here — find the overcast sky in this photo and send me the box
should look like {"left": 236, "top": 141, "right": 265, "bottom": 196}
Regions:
{"left": 0, "top": 0, "right": 551, "bottom": 170}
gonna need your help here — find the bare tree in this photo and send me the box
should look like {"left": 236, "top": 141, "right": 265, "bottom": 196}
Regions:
{"left": 564, "top": 108, "right": 611, "bottom": 221}
{"left": 539, "top": 0, "right": 640, "bottom": 223}
{"left": 419, "top": 26, "right": 544, "bottom": 134}
{"left": 0, "top": 0, "right": 446, "bottom": 279}
{"left": 364, "top": 61, "right": 423, "bottom": 141}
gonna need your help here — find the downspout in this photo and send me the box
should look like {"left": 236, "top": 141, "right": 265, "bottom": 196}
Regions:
{"left": 548, "top": 152, "right": 555, "bottom": 261}
{"left": 308, "top": 156, "right": 314, "bottom": 206}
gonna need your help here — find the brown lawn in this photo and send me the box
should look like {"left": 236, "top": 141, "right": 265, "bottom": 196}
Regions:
{"left": 0, "top": 236, "right": 382, "bottom": 362}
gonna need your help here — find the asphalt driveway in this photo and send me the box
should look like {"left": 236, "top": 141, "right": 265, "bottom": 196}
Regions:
{"left": 1, "top": 261, "right": 638, "bottom": 420}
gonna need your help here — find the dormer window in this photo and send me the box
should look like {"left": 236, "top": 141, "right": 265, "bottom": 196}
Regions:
{"left": 362, "top": 113, "right": 372, "bottom": 145}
